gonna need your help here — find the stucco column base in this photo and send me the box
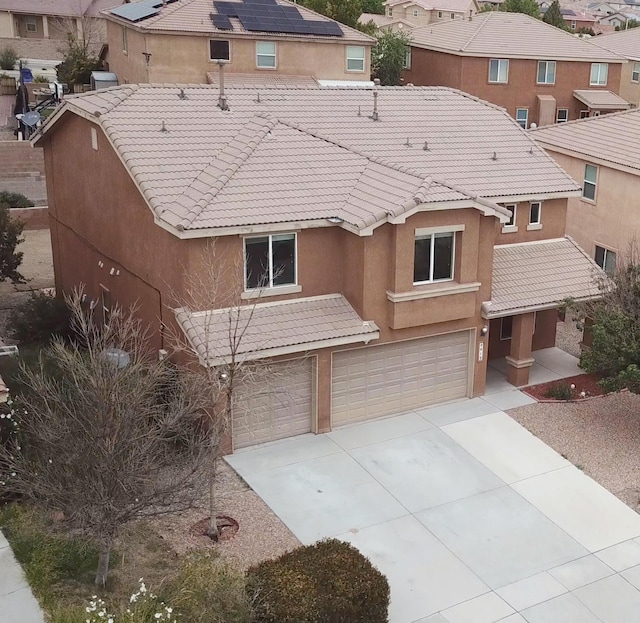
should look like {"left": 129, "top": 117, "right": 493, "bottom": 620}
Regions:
{"left": 506, "top": 356, "right": 535, "bottom": 387}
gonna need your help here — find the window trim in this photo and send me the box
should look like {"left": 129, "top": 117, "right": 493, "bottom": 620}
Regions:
{"left": 632, "top": 61, "right": 640, "bottom": 83}
{"left": 122, "top": 26, "right": 128, "bottom": 53}
{"left": 243, "top": 232, "right": 298, "bottom": 291}
{"left": 413, "top": 231, "right": 456, "bottom": 285}
{"left": 26, "top": 16, "right": 38, "bottom": 33}
{"left": 209, "top": 39, "right": 231, "bottom": 61}
{"left": 582, "top": 163, "right": 598, "bottom": 201}
{"left": 488, "top": 58, "right": 509, "bottom": 84}
{"left": 413, "top": 9, "right": 419, "bottom": 17}
{"left": 590, "top": 62, "right": 608, "bottom": 86}
{"left": 570, "top": 20, "right": 577, "bottom": 29}
{"left": 594, "top": 244, "right": 617, "bottom": 275}
{"left": 516, "top": 108, "right": 529, "bottom": 129}
{"left": 556, "top": 108, "right": 569, "bottom": 123}
{"left": 502, "top": 204, "right": 517, "bottom": 231}
{"left": 403, "top": 47, "right": 411, "bottom": 70}
{"left": 346, "top": 45, "right": 365, "bottom": 72}
{"left": 528, "top": 201, "right": 542, "bottom": 228}
{"left": 536, "top": 60, "right": 556, "bottom": 85}
{"left": 256, "top": 41, "right": 277, "bottom": 69}
{"left": 450, "top": 12, "right": 455, "bottom": 18}
{"left": 438, "top": 10, "right": 443, "bottom": 17}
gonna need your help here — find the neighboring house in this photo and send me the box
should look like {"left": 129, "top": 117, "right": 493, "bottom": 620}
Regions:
{"left": 592, "top": 27, "right": 640, "bottom": 106}
{"left": 403, "top": 12, "right": 628, "bottom": 127}
{"left": 599, "top": 9, "right": 640, "bottom": 26}
{"left": 357, "top": 12, "right": 414, "bottom": 32}
{"left": 103, "top": 0, "right": 375, "bottom": 85}
{"left": 33, "top": 84, "right": 599, "bottom": 452}
{"left": 559, "top": 7, "right": 600, "bottom": 30}
{"left": 382, "top": 0, "right": 480, "bottom": 27}
{"left": 533, "top": 109, "right": 640, "bottom": 274}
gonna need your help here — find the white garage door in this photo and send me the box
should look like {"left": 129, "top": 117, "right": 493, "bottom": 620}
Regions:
{"left": 232, "top": 358, "right": 313, "bottom": 449}
{"left": 332, "top": 331, "right": 471, "bottom": 427}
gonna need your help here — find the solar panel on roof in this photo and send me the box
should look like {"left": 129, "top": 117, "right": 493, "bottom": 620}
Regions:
{"left": 211, "top": 13, "right": 233, "bottom": 29}
{"left": 212, "top": 0, "right": 344, "bottom": 36}
{"left": 110, "top": 0, "right": 178, "bottom": 22}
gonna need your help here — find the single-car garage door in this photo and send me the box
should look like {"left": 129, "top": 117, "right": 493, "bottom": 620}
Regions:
{"left": 233, "top": 358, "right": 314, "bottom": 449}
{"left": 331, "top": 331, "right": 471, "bottom": 427}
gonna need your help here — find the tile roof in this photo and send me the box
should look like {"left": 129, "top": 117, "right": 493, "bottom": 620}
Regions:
{"left": 37, "top": 84, "right": 579, "bottom": 234}
{"left": 206, "top": 72, "right": 320, "bottom": 88}
{"left": 573, "top": 89, "right": 630, "bottom": 109}
{"left": 409, "top": 11, "right": 624, "bottom": 60}
{"left": 174, "top": 294, "right": 380, "bottom": 365}
{"left": 2, "top": 0, "right": 119, "bottom": 17}
{"left": 592, "top": 26, "right": 640, "bottom": 60}
{"left": 104, "top": 0, "right": 374, "bottom": 44}
{"left": 358, "top": 12, "right": 414, "bottom": 28}
{"left": 483, "top": 237, "right": 603, "bottom": 317}
{"left": 532, "top": 107, "right": 640, "bottom": 173}
{"left": 386, "top": 0, "right": 475, "bottom": 10}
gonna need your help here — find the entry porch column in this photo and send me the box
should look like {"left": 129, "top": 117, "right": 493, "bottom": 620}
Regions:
{"left": 506, "top": 312, "right": 535, "bottom": 386}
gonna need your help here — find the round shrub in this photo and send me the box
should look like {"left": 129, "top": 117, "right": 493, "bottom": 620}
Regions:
{"left": 0, "top": 191, "right": 34, "bottom": 208}
{"left": 246, "top": 539, "right": 390, "bottom": 623}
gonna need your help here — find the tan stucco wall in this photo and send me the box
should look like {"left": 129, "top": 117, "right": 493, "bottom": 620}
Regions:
{"left": 387, "top": 3, "right": 476, "bottom": 24}
{"left": 106, "top": 20, "right": 372, "bottom": 84}
{"left": 0, "top": 11, "right": 13, "bottom": 38}
{"left": 544, "top": 149, "right": 638, "bottom": 263}
{"left": 494, "top": 197, "right": 567, "bottom": 245}
{"left": 618, "top": 60, "right": 640, "bottom": 107}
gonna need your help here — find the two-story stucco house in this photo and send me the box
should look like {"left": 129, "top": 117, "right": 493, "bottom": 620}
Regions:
{"left": 533, "top": 108, "right": 640, "bottom": 274}
{"left": 102, "top": 0, "right": 375, "bottom": 85}
{"left": 33, "top": 84, "right": 600, "bottom": 452}
{"left": 403, "top": 12, "right": 628, "bottom": 127}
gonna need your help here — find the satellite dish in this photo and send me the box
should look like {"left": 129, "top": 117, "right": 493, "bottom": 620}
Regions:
{"left": 22, "top": 111, "right": 41, "bottom": 127}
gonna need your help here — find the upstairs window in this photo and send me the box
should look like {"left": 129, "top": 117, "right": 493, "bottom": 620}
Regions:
{"left": 633, "top": 61, "right": 640, "bottom": 83}
{"left": 245, "top": 234, "right": 296, "bottom": 290}
{"left": 438, "top": 10, "right": 443, "bottom": 17}
{"left": 556, "top": 108, "right": 569, "bottom": 123}
{"left": 26, "top": 17, "right": 37, "bottom": 33}
{"left": 256, "top": 41, "right": 276, "bottom": 68}
{"left": 489, "top": 59, "right": 509, "bottom": 83}
{"left": 414, "top": 232, "right": 455, "bottom": 284}
{"left": 347, "top": 46, "right": 365, "bottom": 72}
{"left": 122, "top": 26, "right": 128, "bottom": 52}
{"left": 516, "top": 108, "right": 528, "bottom": 129}
{"left": 537, "top": 60, "right": 556, "bottom": 84}
{"left": 403, "top": 47, "right": 412, "bottom": 69}
{"left": 583, "top": 164, "right": 598, "bottom": 200}
{"left": 413, "top": 9, "right": 419, "bottom": 17}
{"left": 210, "top": 39, "right": 230, "bottom": 61}
{"left": 504, "top": 204, "right": 517, "bottom": 228}
{"left": 595, "top": 245, "right": 616, "bottom": 274}
{"left": 590, "top": 63, "right": 608, "bottom": 86}
{"left": 529, "top": 202, "right": 541, "bottom": 225}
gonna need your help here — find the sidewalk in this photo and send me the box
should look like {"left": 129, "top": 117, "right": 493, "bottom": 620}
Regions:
{"left": 0, "top": 530, "right": 45, "bottom": 623}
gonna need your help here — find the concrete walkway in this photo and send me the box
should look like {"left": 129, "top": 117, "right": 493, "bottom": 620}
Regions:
{"left": 228, "top": 397, "right": 640, "bottom": 623}
{"left": 0, "top": 530, "right": 45, "bottom": 623}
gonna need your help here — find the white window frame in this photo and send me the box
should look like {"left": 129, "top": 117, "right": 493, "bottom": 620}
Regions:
{"left": 346, "top": 46, "right": 365, "bottom": 72}
{"left": 556, "top": 108, "right": 569, "bottom": 123}
{"left": 537, "top": 60, "right": 556, "bottom": 85}
{"left": 632, "top": 61, "right": 640, "bottom": 83}
{"left": 209, "top": 39, "right": 231, "bottom": 61}
{"left": 438, "top": 10, "right": 443, "bottom": 17}
{"left": 244, "top": 233, "right": 297, "bottom": 291}
{"left": 583, "top": 163, "right": 598, "bottom": 201}
{"left": 594, "top": 244, "right": 617, "bottom": 274}
{"left": 256, "top": 41, "right": 276, "bottom": 69}
{"left": 122, "top": 26, "right": 128, "bottom": 53}
{"left": 489, "top": 58, "right": 509, "bottom": 84}
{"left": 413, "top": 231, "right": 456, "bottom": 285}
{"left": 590, "top": 62, "right": 608, "bottom": 86}
{"left": 450, "top": 12, "right": 455, "bottom": 18}
{"left": 413, "top": 9, "right": 419, "bottom": 17}
{"left": 403, "top": 47, "right": 411, "bottom": 70}
{"left": 570, "top": 20, "right": 577, "bottom": 29}
{"left": 503, "top": 204, "right": 517, "bottom": 231}
{"left": 516, "top": 108, "right": 529, "bottom": 129}
{"left": 26, "top": 16, "right": 37, "bottom": 33}
{"left": 580, "top": 110, "right": 590, "bottom": 119}
{"left": 529, "top": 201, "right": 542, "bottom": 226}
{"left": 388, "top": 7, "right": 393, "bottom": 16}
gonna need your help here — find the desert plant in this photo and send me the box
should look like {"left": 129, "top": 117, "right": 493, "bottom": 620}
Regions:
{"left": 546, "top": 381, "right": 573, "bottom": 400}
{"left": 0, "top": 203, "right": 25, "bottom": 283}
{"left": 0, "top": 191, "right": 34, "bottom": 208}
{"left": 32, "top": 74, "right": 50, "bottom": 83}
{"left": 0, "top": 47, "right": 18, "bottom": 71}
{"left": 247, "top": 539, "right": 390, "bottom": 623}
{"left": 7, "top": 290, "right": 72, "bottom": 346}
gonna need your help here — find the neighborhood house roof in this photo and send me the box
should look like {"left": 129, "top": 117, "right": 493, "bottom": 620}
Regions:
{"left": 409, "top": 11, "right": 624, "bottom": 60}
{"left": 1, "top": 0, "right": 119, "bottom": 17}
{"left": 358, "top": 12, "right": 414, "bottom": 28}
{"left": 175, "top": 294, "right": 380, "bottom": 365}
{"left": 484, "top": 237, "right": 603, "bottom": 317}
{"left": 34, "top": 84, "right": 579, "bottom": 236}
{"left": 573, "top": 89, "right": 630, "bottom": 109}
{"left": 532, "top": 107, "right": 640, "bottom": 173}
{"left": 104, "top": 0, "right": 373, "bottom": 44}
{"left": 385, "top": 0, "right": 475, "bottom": 10}
{"left": 592, "top": 27, "right": 640, "bottom": 60}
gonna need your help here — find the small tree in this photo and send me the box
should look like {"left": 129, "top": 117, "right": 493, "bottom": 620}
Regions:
{"left": 616, "top": 19, "right": 640, "bottom": 30}
{"left": 502, "top": 0, "right": 540, "bottom": 18}
{"left": 372, "top": 30, "right": 412, "bottom": 85}
{"left": 361, "top": 0, "right": 385, "bottom": 14}
{"left": 0, "top": 291, "right": 217, "bottom": 586}
{"left": 298, "top": 0, "right": 363, "bottom": 29}
{"left": 0, "top": 47, "right": 18, "bottom": 71}
{"left": 0, "top": 203, "right": 25, "bottom": 284}
{"left": 543, "top": 0, "right": 568, "bottom": 29}
{"left": 55, "top": 15, "right": 103, "bottom": 89}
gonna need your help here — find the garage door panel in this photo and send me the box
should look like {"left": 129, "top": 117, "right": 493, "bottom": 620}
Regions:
{"left": 233, "top": 358, "right": 313, "bottom": 449}
{"left": 332, "top": 332, "right": 471, "bottom": 427}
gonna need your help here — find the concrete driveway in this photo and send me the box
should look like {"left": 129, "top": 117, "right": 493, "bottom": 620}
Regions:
{"left": 227, "top": 396, "right": 640, "bottom": 623}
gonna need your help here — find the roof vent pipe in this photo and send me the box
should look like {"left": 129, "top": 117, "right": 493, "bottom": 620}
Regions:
{"left": 372, "top": 91, "right": 379, "bottom": 121}
{"left": 217, "top": 60, "right": 229, "bottom": 111}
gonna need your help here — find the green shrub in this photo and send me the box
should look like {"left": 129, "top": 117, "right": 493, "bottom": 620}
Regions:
{"left": 0, "top": 191, "right": 34, "bottom": 208}
{"left": 7, "top": 291, "right": 72, "bottom": 346}
{"left": 168, "top": 552, "right": 253, "bottom": 623}
{"left": 247, "top": 539, "right": 390, "bottom": 623}
{"left": 546, "top": 381, "right": 573, "bottom": 401}
{"left": 0, "top": 47, "right": 17, "bottom": 71}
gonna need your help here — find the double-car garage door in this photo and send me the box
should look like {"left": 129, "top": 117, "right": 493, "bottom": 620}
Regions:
{"left": 331, "top": 331, "right": 472, "bottom": 427}
{"left": 232, "top": 331, "right": 472, "bottom": 449}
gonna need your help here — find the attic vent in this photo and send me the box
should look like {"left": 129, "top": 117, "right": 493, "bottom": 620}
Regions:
{"left": 91, "top": 127, "right": 98, "bottom": 151}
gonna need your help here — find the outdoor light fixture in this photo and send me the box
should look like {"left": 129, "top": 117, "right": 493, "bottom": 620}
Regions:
{"left": 480, "top": 325, "right": 489, "bottom": 336}
{"left": 219, "top": 371, "right": 229, "bottom": 382}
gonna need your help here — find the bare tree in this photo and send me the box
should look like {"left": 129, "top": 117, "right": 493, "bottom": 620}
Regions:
{"left": 0, "top": 290, "right": 217, "bottom": 586}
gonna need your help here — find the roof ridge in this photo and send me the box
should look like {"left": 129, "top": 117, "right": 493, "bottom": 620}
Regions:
{"left": 176, "top": 115, "right": 278, "bottom": 230}
{"left": 461, "top": 11, "right": 491, "bottom": 52}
